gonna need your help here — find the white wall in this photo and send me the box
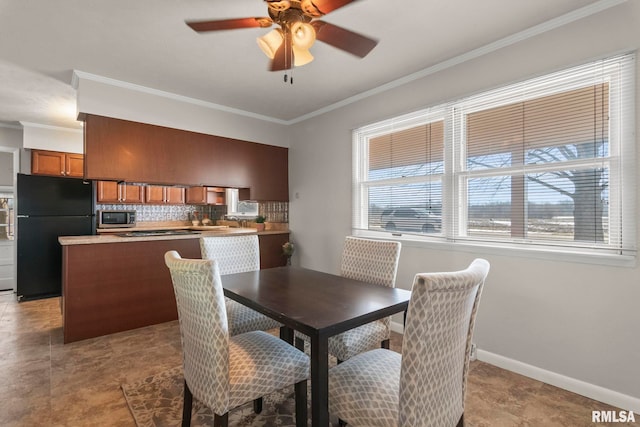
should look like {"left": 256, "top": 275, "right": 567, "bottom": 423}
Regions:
{"left": 288, "top": 0, "right": 640, "bottom": 411}
{"left": 21, "top": 122, "right": 83, "bottom": 154}
{"left": 0, "top": 152, "right": 13, "bottom": 186}
{"left": 0, "top": 125, "right": 29, "bottom": 174}
{"left": 0, "top": 125, "right": 22, "bottom": 150}
{"left": 75, "top": 76, "right": 291, "bottom": 148}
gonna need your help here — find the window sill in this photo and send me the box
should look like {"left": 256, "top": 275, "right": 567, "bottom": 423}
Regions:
{"left": 353, "top": 229, "right": 637, "bottom": 268}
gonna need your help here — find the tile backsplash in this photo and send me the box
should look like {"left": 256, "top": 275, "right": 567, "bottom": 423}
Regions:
{"left": 96, "top": 202, "right": 288, "bottom": 223}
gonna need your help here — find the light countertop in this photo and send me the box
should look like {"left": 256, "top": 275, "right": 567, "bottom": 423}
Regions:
{"left": 59, "top": 227, "right": 288, "bottom": 246}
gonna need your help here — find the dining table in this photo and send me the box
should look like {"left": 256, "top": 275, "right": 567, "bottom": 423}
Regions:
{"left": 221, "top": 266, "right": 412, "bottom": 427}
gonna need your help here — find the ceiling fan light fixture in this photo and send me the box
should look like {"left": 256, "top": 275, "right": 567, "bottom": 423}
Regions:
{"left": 266, "top": 0, "right": 291, "bottom": 12}
{"left": 300, "top": 0, "right": 323, "bottom": 17}
{"left": 257, "top": 28, "right": 284, "bottom": 59}
{"left": 291, "top": 21, "right": 316, "bottom": 50}
{"left": 293, "top": 46, "right": 314, "bottom": 66}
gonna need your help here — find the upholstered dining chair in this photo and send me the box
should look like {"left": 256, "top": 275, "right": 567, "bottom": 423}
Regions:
{"left": 328, "top": 258, "right": 490, "bottom": 427}
{"left": 295, "top": 236, "right": 402, "bottom": 362}
{"left": 200, "top": 235, "right": 283, "bottom": 336}
{"left": 164, "top": 251, "right": 309, "bottom": 427}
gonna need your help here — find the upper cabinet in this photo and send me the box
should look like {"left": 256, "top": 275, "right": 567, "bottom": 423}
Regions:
{"left": 96, "top": 181, "right": 185, "bottom": 205}
{"left": 96, "top": 181, "right": 144, "bottom": 204}
{"left": 32, "top": 150, "right": 84, "bottom": 178}
{"left": 186, "top": 186, "right": 226, "bottom": 205}
{"left": 83, "top": 115, "right": 288, "bottom": 201}
{"left": 145, "top": 185, "right": 185, "bottom": 205}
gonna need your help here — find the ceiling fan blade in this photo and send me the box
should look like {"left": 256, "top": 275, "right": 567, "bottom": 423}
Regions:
{"left": 312, "top": 21, "right": 378, "bottom": 58}
{"left": 186, "top": 17, "right": 272, "bottom": 32}
{"left": 270, "top": 31, "right": 293, "bottom": 71}
{"left": 310, "top": 0, "right": 359, "bottom": 14}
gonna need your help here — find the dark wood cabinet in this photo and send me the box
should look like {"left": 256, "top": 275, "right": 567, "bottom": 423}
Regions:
{"left": 32, "top": 150, "right": 84, "bottom": 178}
{"left": 83, "top": 115, "right": 289, "bottom": 201}
{"left": 66, "top": 153, "right": 85, "bottom": 177}
{"left": 62, "top": 238, "right": 201, "bottom": 343}
{"left": 259, "top": 233, "right": 290, "bottom": 269}
{"left": 96, "top": 181, "right": 144, "bottom": 204}
{"left": 145, "top": 185, "right": 185, "bottom": 205}
{"left": 186, "top": 186, "right": 226, "bottom": 205}
{"left": 62, "top": 232, "right": 291, "bottom": 342}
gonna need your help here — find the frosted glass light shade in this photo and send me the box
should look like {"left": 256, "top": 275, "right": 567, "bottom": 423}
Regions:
{"left": 291, "top": 22, "right": 315, "bottom": 50}
{"left": 257, "top": 29, "right": 284, "bottom": 59}
{"left": 293, "top": 46, "right": 313, "bottom": 66}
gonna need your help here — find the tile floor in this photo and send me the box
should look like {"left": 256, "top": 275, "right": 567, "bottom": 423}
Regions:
{"left": 0, "top": 291, "right": 636, "bottom": 426}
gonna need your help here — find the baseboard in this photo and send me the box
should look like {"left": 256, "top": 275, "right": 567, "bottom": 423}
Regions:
{"left": 390, "top": 322, "right": 640, "bottom": 413}
{"left": 477, "top": 349, "right": 640, "bottom": 414}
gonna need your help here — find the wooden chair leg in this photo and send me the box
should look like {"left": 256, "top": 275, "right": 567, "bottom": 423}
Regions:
{"left": 456, "top": 413, "right": 464, "bottom": 427}
{"left": 253, "top": 397, "right": 263, "bottom": 414}
{"left": 280, "top": 326, "right": 293, "bottom": 344}
{"left": 381, "top": 338, "right": 390, "bottom": 349}
{"left": 294, "top": 379, "right": 307, "bottom": 427}
{"left": 213, "top": 413, "right": 229, "bottom": 427}
{"left": 182, "top": 380, "right": 193, "bottom": 427}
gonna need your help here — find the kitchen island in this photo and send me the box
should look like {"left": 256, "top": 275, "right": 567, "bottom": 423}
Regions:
{"left": 59, "top": 227, "right": 290, "bottom": 343}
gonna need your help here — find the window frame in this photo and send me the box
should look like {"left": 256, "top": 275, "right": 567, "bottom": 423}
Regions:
{"left": 352, "top": 54, "right": 636, "bottom": 266}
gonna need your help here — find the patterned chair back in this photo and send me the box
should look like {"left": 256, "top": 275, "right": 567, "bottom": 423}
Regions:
{"left": 340, "top": 236, "right": 401, "bottom": 288}
{"left": 200, "top": 235, "right": 260, "bottom": 275}
{"left": 164, "top": 250, "right": 232, "bottom": 415}
{"left": 398, "top": 258, "right": 490, "bottom": 427}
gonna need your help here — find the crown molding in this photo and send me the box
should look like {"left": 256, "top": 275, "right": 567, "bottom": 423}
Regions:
{"left": 0, "top": 122, "right": 22, "bottom": 130}
{"left": 72, "top": 70, "right": 290, "bottom": 126}
{"left": 287, "top": 0, "right": 629, "bottom": 124}
{"left": 19, "top": 121, "right": 83, "bottom": 133}
{"left": 73, "top": 0, "right": 627, "bottom": 127}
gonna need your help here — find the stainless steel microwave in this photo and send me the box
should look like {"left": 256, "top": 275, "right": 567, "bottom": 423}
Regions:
{"left": 97, "top": 210, "right": 137, "bottom": 228}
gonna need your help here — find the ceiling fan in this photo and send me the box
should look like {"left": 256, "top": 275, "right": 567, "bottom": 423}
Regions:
{"left": 186, "top": 0, "right": 378, "bottom": 72}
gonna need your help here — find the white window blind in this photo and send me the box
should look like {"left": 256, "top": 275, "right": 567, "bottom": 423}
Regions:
{"left": 353, "top": 53, "right": 635, "bottom": 257}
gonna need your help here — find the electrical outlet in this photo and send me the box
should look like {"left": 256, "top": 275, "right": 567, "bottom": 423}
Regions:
{"left": 470, "top": 343, "right": 477, "bottom": 361}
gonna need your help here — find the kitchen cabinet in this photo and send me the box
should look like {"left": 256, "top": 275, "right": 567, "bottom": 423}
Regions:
{"left": 32, "top": 150, "right": 84, "bottom": 178}
{"left": 186, "top": 186, "right": 226, "bottom": 205}
{"left": 258, "top": 233, "right": 290, "bottom": 269}
{"left": 145, "top": 185, "right": 185, "bottom": 205}
{"left": 61, "top": 231, "right": 289, "bottom": 342}
{"left": 96, "top": 181, "right": 144, "bottom": 204}
{"left": 84, "top": 114, "right": 289, "bottom": 201}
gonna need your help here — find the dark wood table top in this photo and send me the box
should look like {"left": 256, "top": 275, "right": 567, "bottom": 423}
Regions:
{"left": 221, "top": 266, "right": 411, "bottom": 338}
{"left": 221, "top": 265, "right": 411, "bottom": 427}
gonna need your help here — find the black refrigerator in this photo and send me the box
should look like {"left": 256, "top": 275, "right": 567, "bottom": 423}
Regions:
{"left": 17, "top": 173, "right": 95, "bottom": 301}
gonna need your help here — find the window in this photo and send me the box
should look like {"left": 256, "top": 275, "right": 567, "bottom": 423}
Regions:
{"left": 353, "top": 54, "right": 635, "bottom": 258}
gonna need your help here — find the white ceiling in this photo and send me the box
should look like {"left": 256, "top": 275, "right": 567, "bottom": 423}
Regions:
{"left": 0, "top": 0, "right": 613, "bottom": 130}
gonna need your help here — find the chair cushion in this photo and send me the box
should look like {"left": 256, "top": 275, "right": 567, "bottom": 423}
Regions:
{"left": 294, "top": 319, "right": 389, "bottom": 361}
{"left": 329, "top": 348, "right": 401, "bottom": 427}
{"left": 226, "top": 298, "right": 283, "bottom": 336}
{"left": 329, "top": 320, "right": 389, "bottom": 361}
{"left": 228, "top": 331, "right": 309, "bottom": 410}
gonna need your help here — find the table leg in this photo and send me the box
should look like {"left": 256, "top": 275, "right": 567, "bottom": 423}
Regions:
{"left": 280, "top": 326, "right": 294, "bottom": 345}
{"left": 310, "top": 333, "right": 329, "bottom": 427}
